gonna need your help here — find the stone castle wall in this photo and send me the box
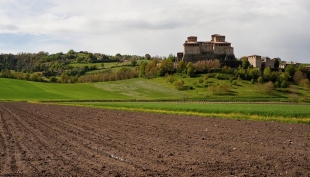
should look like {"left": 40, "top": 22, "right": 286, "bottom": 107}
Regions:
{"left": 182, "top": 34, "right": 235, "bottom": 62}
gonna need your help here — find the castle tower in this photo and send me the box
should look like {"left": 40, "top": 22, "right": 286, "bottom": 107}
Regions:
{"left": 187, "top": 36, "right": 197, "bottom": 43}
{"left": 248, "top": 55, "right": 262, "bottom": 69}
{"left": 183, "top": 36, "right": 200, "bottom": 55}
{"left": 211, "top": 34, "right": 226, "bottom": 42}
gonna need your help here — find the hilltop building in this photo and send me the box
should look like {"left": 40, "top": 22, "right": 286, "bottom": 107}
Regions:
{"left": 178, "top": 34, "right": 240, "bottom": 68}
{"left": 180, "top": 34, "right": 236, "bottom": 62}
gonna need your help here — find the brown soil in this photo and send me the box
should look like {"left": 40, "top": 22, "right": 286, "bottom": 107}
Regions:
{"left": 0, "top": 102, "right": 309, "bottom": 177}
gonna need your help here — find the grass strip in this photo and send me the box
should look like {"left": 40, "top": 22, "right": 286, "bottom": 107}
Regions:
{"left": 59, "top": 102, "right": 310, "bottom": 124}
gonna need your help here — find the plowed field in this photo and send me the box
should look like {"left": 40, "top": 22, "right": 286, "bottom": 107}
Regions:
{"left": 0, "top": 102, "right": 309, "bottom": 176}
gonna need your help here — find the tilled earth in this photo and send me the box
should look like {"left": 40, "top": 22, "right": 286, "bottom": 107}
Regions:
{"left": 0, "top": 102, "right": 309, "bottom": 176}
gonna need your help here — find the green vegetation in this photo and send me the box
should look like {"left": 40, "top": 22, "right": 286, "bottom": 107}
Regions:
{"left": 1, "top": 50, "right": 310, "bottom": 124}
{"left": 0, "top": 78, "right": 187, "bottom": 101}
{"left": 0, "top": 78, "right": 130, "bottom": 101}
{"left": 62, "top": 102, "right": 310, "bottom": 124}
{"left": 1, "top": 72, "right": 310, "bottom": 102}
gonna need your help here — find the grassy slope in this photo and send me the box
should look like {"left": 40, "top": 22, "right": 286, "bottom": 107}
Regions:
{"left": 151, "top": 74, "right": 310, "bottom": 101}
{"left": 1, "top": 73, "right": 309, "bottom": 102}
{"left": 92, "top": 79, "right": 187, "bottom": 100}
{"left": 0, "top": 78, "right": 185, "bottom": 101}
{"left": 0, "top": 78, "right": 130, "bottom": 101}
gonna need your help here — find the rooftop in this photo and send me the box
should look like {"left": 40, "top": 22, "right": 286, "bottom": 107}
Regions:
{"left": 212, "top": 34, "right": 224, "bottom": 36}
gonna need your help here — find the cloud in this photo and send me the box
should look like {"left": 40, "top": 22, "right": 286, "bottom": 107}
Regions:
{"left": 0, "top": 0, "right": 309, "bottom": 63}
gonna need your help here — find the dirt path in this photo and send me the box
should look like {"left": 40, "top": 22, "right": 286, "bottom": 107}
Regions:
{"left": 0, "top": 102, "right": 309, "bottom": 176}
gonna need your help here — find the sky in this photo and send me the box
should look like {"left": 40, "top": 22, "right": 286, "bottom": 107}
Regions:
{"left": 0, "top": 0, "right": 309, "bottom": 63}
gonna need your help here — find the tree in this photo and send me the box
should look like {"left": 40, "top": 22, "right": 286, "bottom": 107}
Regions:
{"left": 293, "top": 70, "right": 306, "bottom": 84}
{"left": 263, "top": 67, "right": 272, "bottom": 81}
{"left": 257, "top": 76, "right": 263, "bottom": 83}
{"left": 285, "top": 64, "right": 296, "bottom": 78}
{"left": 76, "top": 56, "right": 85, "bottom": 63}
{"left": 274, "top": 58, "right": 280, "bottom": 68}
{"left": 139, "top": 61, "right": 147, "bottom": 78}
{"left": 115, "top": 53, "right": 122, "bottom": 58}
{"left": 131, "top": 60, "right": 137, "bottom": 67}
{"left": 177, "top": 60, "right": 186, "bottom": 73}
{"left": 262, "top": 81, "right": 274, "bottom": 94}
{"left": 186, "top": 62, "right": 195, "bottom": 77}
{"left": 145, "top": 54, "right": 151, "bottom": 60}
{"left": 274, "top": 81, "right": 280, "bottom": 88}
{"left": 247, "top": 67, "right": 261, "bottom": 80}
{"left": 158, "top": 59, "right": 174, "bottom": 76}
{"left": 234, "top": 65, "right": 246, "bottom": 79}
{"left": 279, "top": 72, "right": 289, "bottom": 82}
{"left": 299, "top": 79, "right": 309, "bottom": 90}
{"left": 49, "top": 76, "right": 57, "bottom": 83}
{"left": 60, "top": 73, "right": 70, "bottom": 83}
{"left": 167, "top": 53, "right": 176, "bottom": 62}
{"left": 281, "top": 80, "right": 289, "bottom": 88}
{"left": 240, "top": 56, "right": 248, "bottom": 61}
{"left": 242, "top": 59, "right": 250, "bottom": 69}
{"left": 173, "top": 80, "right": 185, "bottom": 90}
{"left": 145, "top": 59, "right": 158, "bottom": 78}
{"left": 67, "top": 49, "right": 76, "bottom": 54}
{"left": 166, "top": 75, "right": 176, "bottom": 84}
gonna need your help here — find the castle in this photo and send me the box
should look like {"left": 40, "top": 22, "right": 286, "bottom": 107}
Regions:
{"left": 178, "top": 34, "right": 236, "bottom": 63}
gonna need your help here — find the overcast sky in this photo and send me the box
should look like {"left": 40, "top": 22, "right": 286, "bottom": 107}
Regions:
{"left": 0, "top": 0, "right": 309, "bottom": 63}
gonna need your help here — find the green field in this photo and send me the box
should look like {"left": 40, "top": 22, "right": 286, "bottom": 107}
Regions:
{"left": 1, "top": 77, "right": 310, "bottom": 124}
{"left": 1, "top": 75, "right": 310, "bottom": 102}
{"left": 63, "top": 102, "right": 310, "bottom": 124}
{"left": 0, "top": 78, "right": 186, "bottom": 101}
{"left": 0, "top": 78, "right": 132, "bottom": 101}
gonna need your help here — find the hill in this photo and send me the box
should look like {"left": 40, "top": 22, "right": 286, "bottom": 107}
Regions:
{"left": 0, "top": 78, "right": 186, "bottom": 101}
{"left": 1, "top": 75, "right": 309, "bottom": 102}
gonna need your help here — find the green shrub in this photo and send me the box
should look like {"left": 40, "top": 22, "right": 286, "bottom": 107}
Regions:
{"left": 257, "top": 76, "right": 263, "bottom": 83}
{"left": 281, "top": 80, "right": 289, "bottom": 88}
{"left": 173, "top": 80, "right": 185, "bottom": 90}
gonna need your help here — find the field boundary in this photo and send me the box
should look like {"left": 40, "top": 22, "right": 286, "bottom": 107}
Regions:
{"left": 38, "top": 99, "right": 298, "bottom": 104}
{"left": 56, "top": 102, "right": 310, "bottom": 124}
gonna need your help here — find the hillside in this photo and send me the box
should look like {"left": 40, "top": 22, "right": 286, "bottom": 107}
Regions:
{"left": 1, "top": 76, "right": 309, "bottom": 102}
{"left": 0, "top": 78, "right": 186, "bottom": 101}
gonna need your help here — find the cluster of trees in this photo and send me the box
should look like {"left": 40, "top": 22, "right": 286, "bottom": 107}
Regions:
{"left": 0, "top": 50, "right": 145, "bottom": 75}
{"left": 234, "top": 64, "right": 310, "bottom": 89}
{"left": 138, "top": 58, "right": 221, "bottom": 78}
{"left": 0, "top": 50, "right": 148, "bottom": 82}
{"left": 77, "top": 67, "right": 139, "bottom": 83}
